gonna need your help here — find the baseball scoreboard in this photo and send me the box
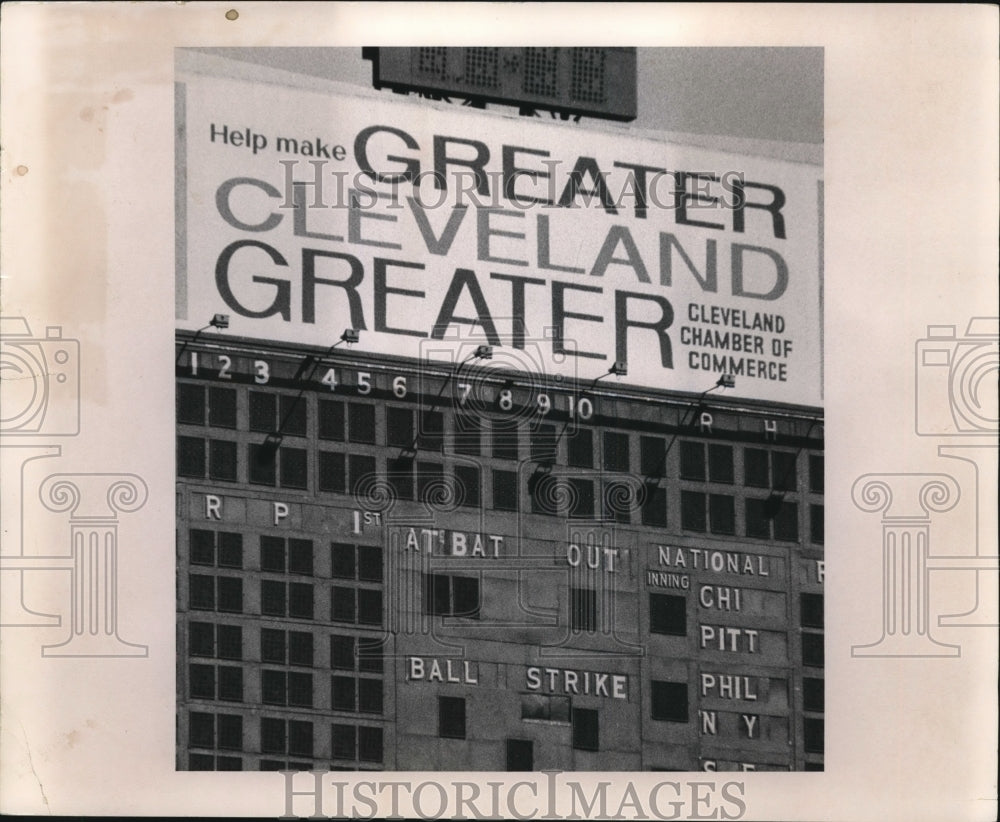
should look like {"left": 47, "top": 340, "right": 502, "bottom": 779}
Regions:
{"left": 175, "top": 64, "right": 824, "bottom": 772}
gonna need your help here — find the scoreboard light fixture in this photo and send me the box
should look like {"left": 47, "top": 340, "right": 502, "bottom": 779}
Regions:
{"left": 697, "top": 373, "right": 735, "bottom": 400}
{"left": 176, "top": 313, "right": 231, "bottom": 364}
{"left": 457, "top": 345, "right": 494, "bottom": 369}
{"left": 193, "top": 313, "right": 230, "bottom": 337}
{"left": 318, "top": 328, "right": 361, "bottom": 359}
{"left": 716, "top": 373, "right": 736, "bottom": 389}
{"left": 587, "top": 359, "right": 628, "bottom": 390}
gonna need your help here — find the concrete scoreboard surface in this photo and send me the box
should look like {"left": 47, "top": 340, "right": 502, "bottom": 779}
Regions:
{"left": 174, "top": 337, "right": 824, "bottom": 772}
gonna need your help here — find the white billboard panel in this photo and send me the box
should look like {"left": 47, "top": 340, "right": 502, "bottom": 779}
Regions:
{"left": 178, "top": 75, "right": 822, "bottom": 405}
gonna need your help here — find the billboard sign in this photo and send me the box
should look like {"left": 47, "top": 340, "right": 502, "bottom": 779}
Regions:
{"left": 177, "top": 75, "right": 823, "bottom": 406}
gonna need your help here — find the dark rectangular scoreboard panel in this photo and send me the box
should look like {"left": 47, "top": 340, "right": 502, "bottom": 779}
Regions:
{"left": 365, "top": 47, "right": 638, "bottom": 121}
{"left": 175, "top": 335, "right": 824, "bottom": 772}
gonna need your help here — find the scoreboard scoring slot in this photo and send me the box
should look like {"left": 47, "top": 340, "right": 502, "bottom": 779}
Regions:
{"left": 179, "top": 346, "right": 597, "bottom": 419}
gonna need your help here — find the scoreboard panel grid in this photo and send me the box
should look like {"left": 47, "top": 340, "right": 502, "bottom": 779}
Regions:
{"left": 175, "top": 335, "right": 823, "bottom": 772}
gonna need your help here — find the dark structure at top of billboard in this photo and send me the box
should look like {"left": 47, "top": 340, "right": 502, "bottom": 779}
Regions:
{"left": 363, "top": 47, "right": 637, "bottom": 121}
